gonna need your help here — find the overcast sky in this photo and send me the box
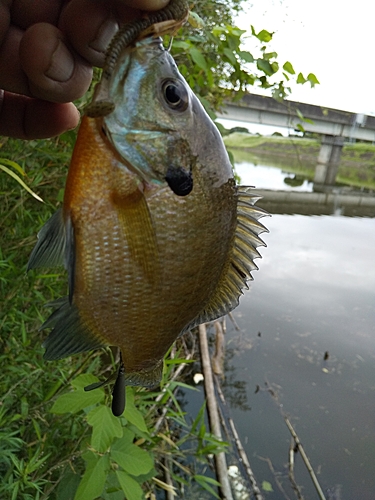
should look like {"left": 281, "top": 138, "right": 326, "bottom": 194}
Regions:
{"left": 234, "top": 0, "right": 375, "bottom": 115}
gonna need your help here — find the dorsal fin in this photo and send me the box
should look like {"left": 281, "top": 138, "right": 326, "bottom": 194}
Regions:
{"left": 189, "top": 187, "right": 269, "bottom": 326}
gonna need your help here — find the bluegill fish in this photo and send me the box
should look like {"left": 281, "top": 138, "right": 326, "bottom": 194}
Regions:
{"left": 28, "top": 36, "right": 268, "bottom": 410}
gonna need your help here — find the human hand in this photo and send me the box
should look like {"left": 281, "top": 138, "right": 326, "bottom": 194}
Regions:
{"left": 0, "top": 0, "right": 169, "bottom": 139}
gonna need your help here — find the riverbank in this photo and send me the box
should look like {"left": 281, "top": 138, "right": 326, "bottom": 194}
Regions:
{"left": 224, "top": 133, "right": 375, "bottom": 190}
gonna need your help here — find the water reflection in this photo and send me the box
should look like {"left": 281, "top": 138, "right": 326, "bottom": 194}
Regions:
{"left": 236, "top": 160, "right": 375, "bottom": 218}
{"left": 188, "top": 154, "right": 375, "bottom": 499}
{"left": 228, "top": 212, "right": 375, "bottom": 499}
{"left": 235, "top": 161, "right": 313, "bottom": 192}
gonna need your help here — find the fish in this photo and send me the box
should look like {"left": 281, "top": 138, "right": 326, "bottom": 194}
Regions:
{"left": 28, "top": 35, "right": 268, "bottom": 409}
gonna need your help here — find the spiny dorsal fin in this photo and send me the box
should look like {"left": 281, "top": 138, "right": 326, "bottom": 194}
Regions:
{"left": 189, "top": 186, "right": 269, "bottom": 325}
{"left": 41, "top": 297, "right": 106, "bottom": 360}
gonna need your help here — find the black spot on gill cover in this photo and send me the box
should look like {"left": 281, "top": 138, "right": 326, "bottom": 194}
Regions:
{"left": 165, "top": 166, "right": 193, "bottom": 196}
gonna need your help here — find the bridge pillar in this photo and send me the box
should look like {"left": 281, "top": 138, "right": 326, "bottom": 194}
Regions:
{"left": 314, "top": 135, "right": 344, "bottom": 185}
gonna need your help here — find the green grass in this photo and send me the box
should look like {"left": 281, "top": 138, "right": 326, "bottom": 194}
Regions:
{"left": 0, "top": 131, "right": 95, "bottom": 499}
{"left": 224, "top": 132, "right": 318, "bottom": 149}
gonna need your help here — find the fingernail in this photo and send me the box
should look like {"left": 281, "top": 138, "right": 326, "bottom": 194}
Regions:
{"left": 89, "top": 18, "right": 118, "bottom": 54}
{"left": 45, "top": 40, "right": 74, "bottom": 82}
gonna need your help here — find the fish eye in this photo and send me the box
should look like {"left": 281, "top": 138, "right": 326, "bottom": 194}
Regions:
{"left": 162, "top": 79, "right": 189, "bottom": 111}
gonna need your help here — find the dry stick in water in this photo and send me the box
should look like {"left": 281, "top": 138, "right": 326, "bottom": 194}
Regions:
{"left": 265, "top": 382, "right": 326, "bottom": 500}
{"left": 228, "top": 312, "right": 241, "bottom": 331}
{"left": 288, "top": 438, "right": 304, "bottom": 500}
{"left": 164, "top": 457, "right": 175, "bottom": 500}
{"left": 212, "top": 320, "right": 225, "bottom": 378}
{"left": 257, "top": 456, "right": 291, "bottom": 500}
{"left": 228, "top": 417, "right": 264, "bottom": 500}
{"left": 214, "top": 376, "right": 263, "bottom": 500}
{"left": 198, "top": 323, "right": 234, "bottom": 500}
{"left": 283, "top": 415, "right": 326, "bottom": 500}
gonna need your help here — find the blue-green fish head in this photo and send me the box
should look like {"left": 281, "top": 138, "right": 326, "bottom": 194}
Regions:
{"left": 102, "top": 36, "right": 233, "bottom": 192}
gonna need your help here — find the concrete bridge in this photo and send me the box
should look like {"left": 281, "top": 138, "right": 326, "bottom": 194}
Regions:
{"left": 218, "top": 94, "right": 375, "bottom": 185}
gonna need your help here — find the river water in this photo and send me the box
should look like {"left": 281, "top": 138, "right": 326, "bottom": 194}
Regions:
{"left": 186, "top": 152, "right": 375, "bottom": 499}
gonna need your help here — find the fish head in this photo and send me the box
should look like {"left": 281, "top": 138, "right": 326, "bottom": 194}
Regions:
{"left": 101, "top": 36, "right": 233, "bottom": 194}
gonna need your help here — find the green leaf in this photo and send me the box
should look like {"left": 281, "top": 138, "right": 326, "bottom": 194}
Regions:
{"left": 264, "top": 51, "right": 277, "bottom": 61}
{"left": 188, "top": 11, "right": 206, "bottom": 29}
{"left": 112, "top": 427, "right": 135, "bottom": 449}
{"left": 296, "top": 108, "right": 304, "bottom": 121}
{"left": 56, "top": 470, "right": 81, "bottom": 500}
{"left": 123, "top": 388, "right": 148, "bottom": 434}
{"left": 111, "top": 443, "right": 153, "bottom": 476}
{"left": 262, "top": 480, "right": 274, "bottom": 492}
{"left": 307, "top": 72, "right": 320, "bottom": 87}
{"left": 50, "top": 390, "right": 104, "bottom": 414}
{"left": 296, "top": 123, "right": 305, "bottom": 132}
{"left": 0, "top": 157, "right": 26, "bottom": 176}
{"left": 71, "top": 373, "right": 100, "bottom": 389}
{"left": 297, "top": 72, "right": 306, "bottom": 84}
{"left": 87, "top": 406, "right": 123, "bottom": 452}
{"left": 212, "top": 26, "right": 227, "bottom": 36}
{"left": 189, "top": 47, "right": 208, "bottom": 72}
{"left": 255, "top": 29, "right": 273, "bottom": 43}
{"left": 283, "top": 61, "right": 295, "bottom": 74}
{"left": 223, "top": 48, "right": 237, "bottom": 65}
{"left": 51, "top": 376, "right": 104, "bottom": 414}
{"left": 116, "top": 470, "right": 144, "bottom": 500}
{"left": 257, "top": 59, "right": 274, "bottom": 76}
{"left": 171, "top": 40, "right": 190, "bottom": 50}
{"left": 194, "top": 475, "right": 221, "bottom": 499}
{"left": 74, "top": 453, "right": 109, "bottom": 500}
{"left": 238, "top": 50, "right": 254, "bottom": 63}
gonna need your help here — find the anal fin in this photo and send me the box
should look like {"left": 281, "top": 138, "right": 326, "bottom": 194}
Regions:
{"left": 41, "top": 297, "right": 106, "bottom": 360}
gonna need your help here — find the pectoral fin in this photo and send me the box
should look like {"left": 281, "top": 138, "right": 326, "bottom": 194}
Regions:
{"left": 112, "top": 188, "right": 159, "bottom": 283}
{"left": 190, "top": 187, "right": 269, "bottom": 325}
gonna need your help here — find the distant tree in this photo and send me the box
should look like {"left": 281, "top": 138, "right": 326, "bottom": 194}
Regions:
{"left": 230, "top": 126, "right": 251, "bottom": 134}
